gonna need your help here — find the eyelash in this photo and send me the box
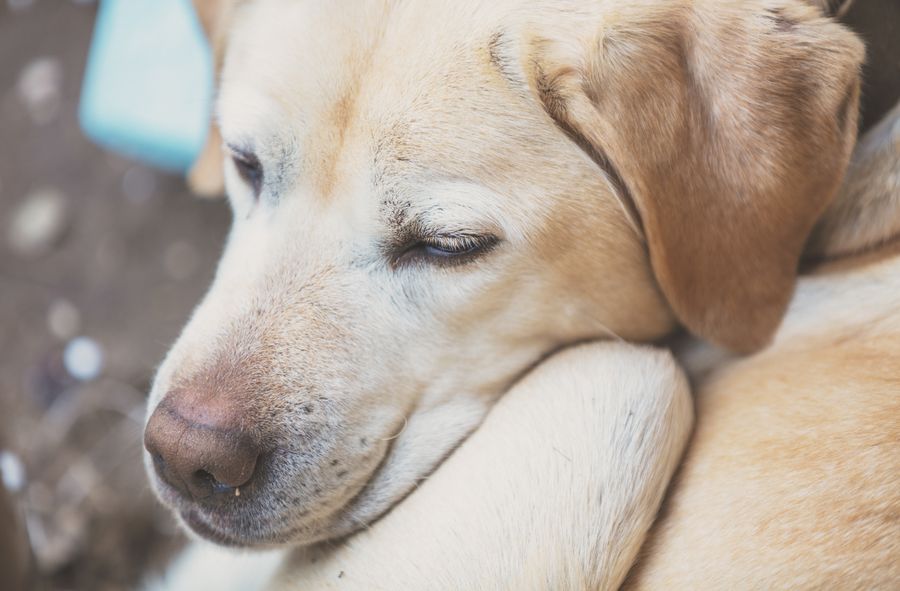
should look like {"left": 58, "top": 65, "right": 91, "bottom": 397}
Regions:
{"left": 394, "top": 233, "right": 499, "bottom": 267}
{"left": 230, "top": 148, "right": 263, "bottom": 197}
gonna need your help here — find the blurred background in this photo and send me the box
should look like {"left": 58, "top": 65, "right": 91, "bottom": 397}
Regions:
{"left": 0, "top": 1, "right": 230, "bottom": 588}
{"left": 0, "top": 1, "right": 897, "bottom": 591}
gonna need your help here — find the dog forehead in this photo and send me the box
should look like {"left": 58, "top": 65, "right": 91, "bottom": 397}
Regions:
{"left": 217, "top": 0, "right": 591, "bottom": 228}
{"left": 219, "top": 0, "right": 540, "bottom": 146}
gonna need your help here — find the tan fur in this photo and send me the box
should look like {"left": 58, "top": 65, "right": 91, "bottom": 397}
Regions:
{"left": 189, "top": 0, "right": 863, "bottom": 351}
{"left": 263, "top": 101, "right": 898, "bottom": 589}
{"left": 533, "top": 0, "right": 861, "bottom": 351}
{"left": 626, "top": 335, "right": 900, "bottom": 588}
{"left": 623, "top": 104, "right": 900, "bottom": 589}
{"left": 146, "top": 0, "right": 865, "bottom": 575}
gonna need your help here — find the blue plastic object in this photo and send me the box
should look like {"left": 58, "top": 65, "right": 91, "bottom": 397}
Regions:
{"left": 79, "top": 0, "right": 214, "bottom": 172}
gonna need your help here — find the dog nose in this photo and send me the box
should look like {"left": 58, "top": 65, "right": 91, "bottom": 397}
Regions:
{"left": 144, "top": 388, "right": 259, "bottom": 501}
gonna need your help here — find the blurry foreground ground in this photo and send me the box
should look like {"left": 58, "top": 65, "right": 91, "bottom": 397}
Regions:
{"left": 0, "top": 1, "right": 231, "bottom": 588}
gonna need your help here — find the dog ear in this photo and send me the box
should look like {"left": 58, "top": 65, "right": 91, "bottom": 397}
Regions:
{"left": 532, "top": 1, "right": 863, "bottom": 352}
{"left": 187, "top": 0, "right": 238, "bottom": 197}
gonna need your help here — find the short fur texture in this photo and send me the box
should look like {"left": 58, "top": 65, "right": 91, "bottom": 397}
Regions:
{"left": 148, "top": 343, "right": 694, "bottom": 590}
{"left": 809, "top": 101, "right": 900, "bottom": 260}
{"left": 272, "top": 343, "right": 694, "bottom": 590}
{"left": 148, "top": 97, "right": 900, "bottom": 591}
{"left": 622, "top": 98, "right": 900, "bottom": 590}
{"left": 145, "top": 0, "right": 862, "bottom": 556}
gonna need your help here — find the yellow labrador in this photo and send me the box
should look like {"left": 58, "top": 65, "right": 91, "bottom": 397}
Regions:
{"left": 269, "top": 100, "right": 900, "bottom": 591}
{"left": 142, "top": 0, "right": 870, "bottom": 587}
{"left": 150, "top": 101, "right": 900, "bottom": 591}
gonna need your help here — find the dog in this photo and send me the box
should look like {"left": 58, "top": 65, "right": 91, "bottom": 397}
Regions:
{"left": 278, "top": 99, "right": 900, "bottom": 591}
{"left": 622, "top": 99, "right": 900, "bottom": 588}
{"left": 148, "top": 98, "right": 900, "bottom": 591}
{"left": 143, "top": 0, "right": 870, "bottom": 587}
{"left": 148, "top": 342, "right": 694, "bottom": 590}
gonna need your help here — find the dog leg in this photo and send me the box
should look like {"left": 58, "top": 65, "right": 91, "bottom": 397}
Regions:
{"left": 268, "top": 342, "right": 693, "bottom": 590}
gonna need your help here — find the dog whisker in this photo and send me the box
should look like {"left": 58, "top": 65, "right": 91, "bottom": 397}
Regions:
{"left": 378, "top": 416, "right": 408, "bottom": 441}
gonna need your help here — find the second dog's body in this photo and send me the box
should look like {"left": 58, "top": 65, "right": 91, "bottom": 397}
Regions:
{"left": 626, "top": 103, "right": 900, "bottom": 589}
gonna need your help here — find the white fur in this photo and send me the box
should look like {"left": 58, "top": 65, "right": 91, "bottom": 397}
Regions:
{"left": 142, "top": 543, "right": 285, "bottom": 591}
{"left": 148, "top": 342, "right": 693, "bottom": 590}
{"left": 144, "top": 0, "right": 868, "bottom": 585}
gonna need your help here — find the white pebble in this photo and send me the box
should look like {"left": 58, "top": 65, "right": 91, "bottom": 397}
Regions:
{"left": 0, "top": 450, "right": 26, "bottom": 493}
{"left": 63, "top": 337, "right": 105, "bottom": 381}
{"left": 7, "top": 188, "right": 69, "bottom": 257}
{"left": 17, "top": 57, "right": 62, "bottom": 124}
{"left": 47, "top": 299, "right": 81, "bottom": 340}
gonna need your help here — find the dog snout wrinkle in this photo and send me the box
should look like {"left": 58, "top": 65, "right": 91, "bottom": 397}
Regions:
{"left": 145, "top": 390, "right": 261, "bottom": 503}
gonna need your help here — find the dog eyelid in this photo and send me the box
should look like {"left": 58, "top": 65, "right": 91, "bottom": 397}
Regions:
{"left": 391, "top": 232, "right": 500, "bottom": 269}
{"left": 226, "top": 144, "right": 264, "bottom": 199}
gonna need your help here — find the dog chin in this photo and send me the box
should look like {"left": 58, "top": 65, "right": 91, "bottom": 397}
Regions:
{"left": 178, "top": 509, "right": 251, "bottom": 548}
{"left": 172, "top": 477, "right": 402, "bottom": 550}
{"left": 152, "top": 447, "right": 397, "bottom": 549}
{"left": 151, "top": 394, "right": 490, "bottom": 549}
{"left": 176, "top": 503, "right": 334, "bottom": 549}
{"left": 171, "top": 445, "right": 443, "bottom": 550}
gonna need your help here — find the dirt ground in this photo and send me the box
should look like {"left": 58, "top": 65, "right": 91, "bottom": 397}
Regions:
{"left": 1, "top": 1, "right": 231, "bottom": 589}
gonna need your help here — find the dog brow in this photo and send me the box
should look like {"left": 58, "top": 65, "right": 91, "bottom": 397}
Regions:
{"left": 379, "top": 191, "right": 410, "bottom": 234}
{"left": 487, "top": 30, "right": 519, "bottom": 85}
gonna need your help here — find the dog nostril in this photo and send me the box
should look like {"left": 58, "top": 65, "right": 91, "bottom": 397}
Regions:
{"left": 194, "top": 469, "right": 215, "bottom": 485}
{"left": 145, "top": 392, "right": 261, "bottom": 501}
{"left": 194, "top": 469, "right": 239, "bottom": 496}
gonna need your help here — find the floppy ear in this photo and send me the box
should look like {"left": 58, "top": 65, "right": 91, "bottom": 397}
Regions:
{"left": 532, "top": 0, "right": 863, "bottom": 352}
{"left": 188, "top": 0, "right": 238, "bottom": 197}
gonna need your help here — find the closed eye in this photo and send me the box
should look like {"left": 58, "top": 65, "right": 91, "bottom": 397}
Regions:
{"left": 393, "top": 233, "right": 499, "bottom": 268}
{"left": 228, "top": 146, "right": 263, "bottom": 198}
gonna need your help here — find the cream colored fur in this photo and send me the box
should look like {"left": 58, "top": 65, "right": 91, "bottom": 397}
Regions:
{"left": 623, "top": 101, "right": 900, "bottom": 590}
{"left": 270, "top": 344, "right": 693, "bottom": 590}
{"left": 148, "top": 343, "right": 693, "bottom": 590}
{"left": 142, "top": 0, "right": 883, "bottom": 588}
{"left": 148, "top": 99, "right": 900, "bottom": 591}
{"left": 146, "top": 0, "right": 860, "bottom": 549}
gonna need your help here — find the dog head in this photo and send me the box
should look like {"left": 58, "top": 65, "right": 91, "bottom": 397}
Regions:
{"left": 144, "top": 0, "right": 861, "bottom": 547}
